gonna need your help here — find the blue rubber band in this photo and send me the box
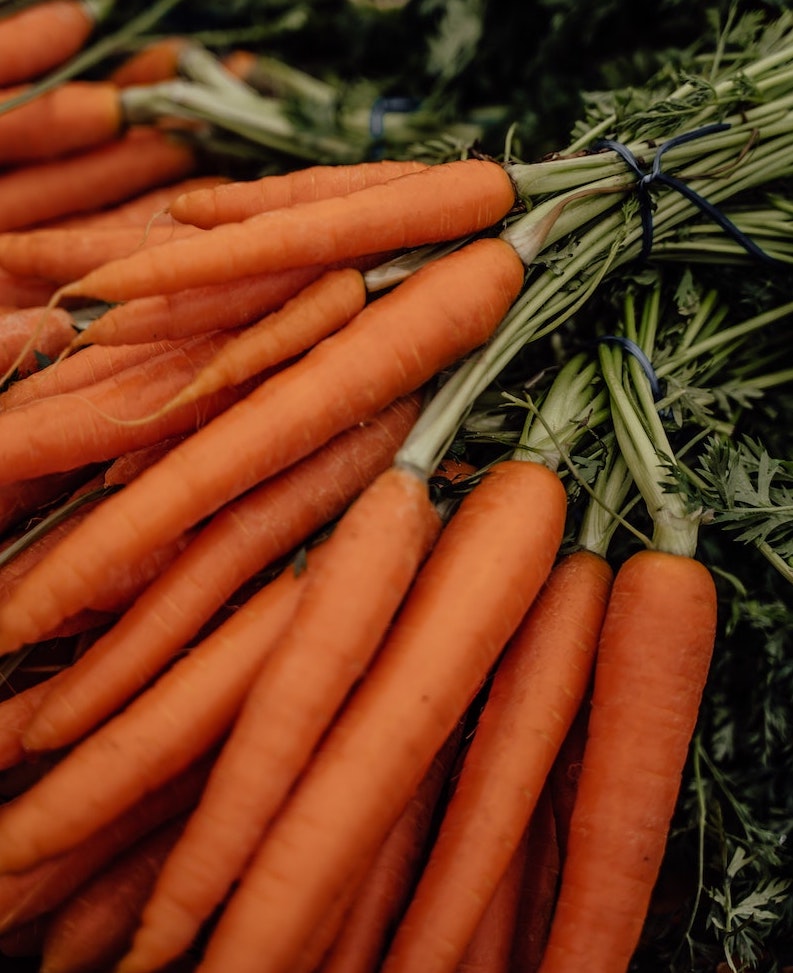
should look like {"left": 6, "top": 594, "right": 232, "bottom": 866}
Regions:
{"left": 598, "top": 335, "right": 663, "bottom": 401}
{"left": 369, "top": 96, "right": 421, "bottom": 140}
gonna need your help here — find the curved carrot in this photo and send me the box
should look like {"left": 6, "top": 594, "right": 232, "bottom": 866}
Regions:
{"left": 0, "top": 80, "right": 122, "bottom": 164}
{"left": 536, "top": 549, "right": 717, "bottom": 973}
{"left": 21, "top": 395, "right": 420, "bottom": 753}
{"left": 58, "top": 158, "right": 517, "bottom": 301}
{"left": 0, "top": 0, "right": 102, "bottom": 87}
{"left": 0, "top": 236, "right": 524, "bottom": 656}
{"left": 382, "top": 549, "right": 613, "bottom": 973}
{"left": 0, "top": 561, "right": 309, "bottom": 874}
{"left": 0, "top": 673, "right": 68, "bottom": 771}
{"left": 169, "top": 159, "right": 429, "bottom": 228}
{"left": 0, "top": 306, "right": 75, "bottom": 377}
{"left": 0, "top": 126, "right": 196, "bottom": 233}
{"left": 195, "top": 459, "right": 567, "bottom": 973}
{"left": 119, "top": 464, "right": 442, "bottom": 973}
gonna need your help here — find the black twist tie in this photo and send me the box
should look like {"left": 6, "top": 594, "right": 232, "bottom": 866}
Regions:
{"left": 592, "top": 123, "right": 781, "bottom": 266}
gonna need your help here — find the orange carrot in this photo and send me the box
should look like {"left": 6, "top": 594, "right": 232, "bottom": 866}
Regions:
{"left": 319, "top": 726, "right": 465, "bottom": 973}
{"left": 0, "top": 672, "right": 68, "bottom": 771}
{"left": 0, "top": 80, "right": 122, "bottom": 163}
{"left": 0, "top": 268, "right": 57, "bottom": 307}
{"left": 0, "top": 126, "right": 196, "bottom": 233}
{"left": 0, "top": 467, "right": 96, "bottom": 535}
{"left": 108, "top": 36, "right": 191, "bottom": 87}
{"left": 0, "top": 306, "right": 75, "bottom": 377}
{"left": 0, "top": 330, "right": 253, "bottom": 484}
{"left": 66, "top": 264, "right": 328, "bottom": 351}
{"left": 0, "top": 757, "right": 212, "bottom": 934}
{"left": 22, "top": 395, "right": 420, "bottom": 752}
{"left": 0, "top": 561, "right": 310, "bottom": 873}
{"left": 58, "top": 158, "right": 517, "bottom": 301}
{"left": 40, "top": 815, "right": 187, "bottom": 973}
{"left": 536, "top": 549, "right": 718, "bottom": 973}
{"left": 547, "top": 693, "right": 590, "bottom": 865}
{"left": 0, "top": 0, "right": 101, "bottom": 86}
{"left": 0, "top": 338, "right": 188, "bottom": 410}
{"left": 169, "top": 159, "right": 429, "bottom": 228}
{"left": 194, "top": 459, "right": 566, "bottom": 973}
{"left": 0, "top": 236, "right": 524, "bottom": 656}
{"left": 382, "top": 549, "right": 613, "bottom": 973}
{"left": 0, "top": 223, "right": 202, "bottom": 283}
{"left": 120, "top": 464, "right": 442, "bottom": 973}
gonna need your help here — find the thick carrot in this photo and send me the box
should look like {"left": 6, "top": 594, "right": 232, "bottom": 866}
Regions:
{"left": 40, "top": 815, "right": 187, "bottom": 973}
{"left": 119, "top": 464, "right": 442, "bottom": 973}
{"left": 319, "top": 726, "right": 464, "bottom": 973}
{"left": 0, "top": 757, "right": 211, "bottom": 934}
{"left": 22, "top": 395, "right": 420, "bottom": 753}
{"left": 66, "top": 264, "right": 328, "bottom": 351}
{"left": 0, "top": 126, "right": 196, "bottom": 233}
{"left": 0, "top": 268, "right": 57, "bottom": 307}
{"left": 169, "top": 159, "right": 429, "bottom": 228}
{"left": 0, "top": 330, "right": 253, "bottom": 484}
{"left": 0, "top": 306, "right": 75, "bottom": 377}
{"left": 382, "top": 549, "right": 613, "bottom": 973}
{"left": 0, "top": 0, "right": 101, "bottom": 86}
{"left": 0, "top": 560, "right": 310, "bottom": 873}
{"left": 536, "top": 549, "right": 718, "bottom": 973}
{"left": 58, "top": 158, "right": 517, "bottom": 301}
{"left": 0, "top": 236, "right": 524, "bottom": 656}
{"left": 194, "top": 459, "right": 567, "bottom": 973}
{"left": 0, "top": 80, "right": 122, "bottom": 163}
{"left": 0, "top": 223, "right": 202, "bottom": 283}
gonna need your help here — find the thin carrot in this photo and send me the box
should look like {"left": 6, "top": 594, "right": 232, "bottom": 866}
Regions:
{"left": 0, "top": 330, "right": 254, "bottom": 484}
{"left": 0, "top": 559, "right": 312, "bottom": 874}
{"left": 319, "top": 725, "right": 465, "bottom": 973}
{"left": 0, "top": 306, "right": 75, "bottom": 377}
{"left": 535, "top": 549, "right": 718, "bottom": 973}
{"left": 119, "top": 464, "right": 442, "bottom": 973}
{"left": 0, "top": 0, "right": 104, "bottom": 87}
{"left": 0, "top": 223, "right": 202, "bottom": 284}
{"left": 0, "top": 672, "right": 68, "bottom": 771}
{"left": 0, "top": 80, "right": 122, "bottom": 163}
{"left": 0, "top": 125, "right": 196, "bottom": 233}
{"left": 66, "top": 264, "right": 328, "bottom": 351}
{"left": 40, "top": 815, "right": 187, "bottom": 973}
{"left": 193, "top": 459, "right": 566, "bottom": 973}
{"left": 0, "top": 468, "right": 95, "bottom": 535}
{"left": 0, "top": 756, "right": 212, "bottom": 935}
{"left": 22, "top": 395, "right": 420, "bottom": 753}
{"left": 381, "top": 548, "right": 613, "bottom": 973}
{"left": 58, "top": 158, "right": 517, "bottom": 301}
{"left": 0, "top": 236, "right": 524, "bottom": 656}
{"left": 169, "top": 159, "right": 429, "bottom": 228}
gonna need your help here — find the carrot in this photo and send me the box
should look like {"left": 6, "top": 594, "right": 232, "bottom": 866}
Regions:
{"left": 40, "top": 815, "right": 187, "bottom": 973}
{"left": 0, "top": 672, "right": 68, "bottom": 771}
{"left": 0, "top": 0, "right": 103, "bottom": 87}
{"left": 58, "top": 158, "right": 517, "bottom": 301}
{"left": 169, "top": 159, "right": 429, "bottom": 228}
{"left": 0, "top": 559, "right": 310, "bottom": 874}
{"left": 135, "top": 266, "right": 368, "bottom": 421}
{"left": 0, "top": 125, "right": 196, "bottom": 233}
{"left": 319, "top": 725, "right": 465, "bottom": 973}
{"left": 381, "top": 548, "right": 613, "bottom": 973}
{"left": 108, "top": 36, "right": 191, "bottom": 88}
{"left": 0, "top": 467, "right": 96, "bottom": 535}
{"left": 119, "top": 464, "right": 442, "bottom": 973}
{"left": 0, "top": 338, "right": 187, "bottom": 410}
{"left": 193, "top": 459, "right": 566, "bottom": 973}
{"left": 0, "top": 223, "right": 202, "bottom": 284}
{"left": 547, "top": 692, "right": 590, "bottom": 864}
{"left": 0, "top": 306, "right": 75, "bottom": 377}
{"left": 0, "top": 80, "right": 122, "bottom": 163}
{"left": 535, "top": 549, "right": 718, "bottom": 973}
{"left": 0, "top": 236, "right": 524, "bottom": 656}
{"left": 0, "top": 330, "right": 254, "bottom": 484}
{"left": 0, "top": 756, "right": 211, "bottom": 935}
{"left": 0, "top": 268, "right": 57, "bottom": 307}
{"left": 22, "top": 395, "right": 420, "bottom": 753}
{"left": 66, "top": 264, "right": 328, "bottom": 351}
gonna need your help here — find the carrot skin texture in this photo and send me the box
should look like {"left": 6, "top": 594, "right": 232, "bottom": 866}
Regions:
{"left": 169, "top": 159, "right": 429, "bottom": 227}
{"left": 0, "top": 0, "right": 97, "bottom": 86}
{"left": 0, "top": 307, "right": 75, "bottom": 376}
{"left": 536, "top": 549, "right": 718, "bottom": 973}
{"left": 382, "top": 549, "right": 613, "bottom": 973}
{"left": 0, "top": 236, "right": 524, "bottom": 655}
{"left": 0, "top": 268, "right": 56, "bottom": 308}
{"left": 61, "top": 158, "right": 517, "bottom": 300}
{"left": 119, "top": 465, "right": 442, "bottom": 973}
{"left": 195, "top": 459, "right": 567, "bottom": 973}
{"left": 22, "top": 396, "right": 420, "bottom": 752}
